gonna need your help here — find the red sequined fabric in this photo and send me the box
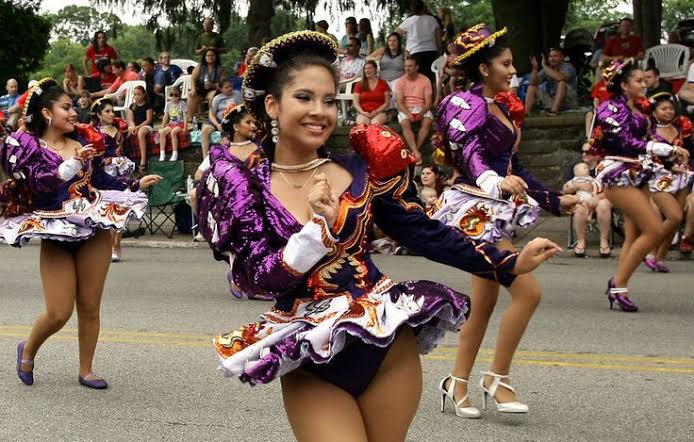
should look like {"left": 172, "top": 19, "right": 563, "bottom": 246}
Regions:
{"left": 349, "top": 124, "right": 414, "bottom": 180}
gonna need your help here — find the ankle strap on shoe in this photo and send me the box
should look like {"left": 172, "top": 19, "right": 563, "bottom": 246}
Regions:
{"left": 481, "top": 371, "right": 515, "bottom": 396}
{"left": 448, "top": 374, "right": 469, "bottom": 384}
{"left": 20, "top": 359, "right": 34, "bottom": 366}
{"left": 609, "top": 287, "right": 629, "bottom": 294}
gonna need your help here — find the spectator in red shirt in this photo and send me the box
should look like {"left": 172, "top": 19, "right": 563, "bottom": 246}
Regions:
{"left": 353, "top": 61, "right": 391, "bottom": 124}
{"left": 83, "top": 30, "right": 119, "bottom": 78}
{"left": 95, "top": 59, "right": 118, "bottom": 90}
{"left": 91, "top": 60, "right": 141, "bottom": 99}
{"left": 600, "top": 18, "right": 644, "bottom": 64}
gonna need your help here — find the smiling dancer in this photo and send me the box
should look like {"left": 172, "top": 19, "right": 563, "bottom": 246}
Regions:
{"left": 594, "top": 59, "right": 688, "bottom": 311}
{"left": 196, "top": 31, "right": 561, "bottom": 441}
{"left": 0, "top": 78, "right": 160, "bottom": 389}
{"left": 431, "top": 24, "right": 579, "bottom": 418}
{"left": 642, "top": 92, "right": 693, "bottom": 273}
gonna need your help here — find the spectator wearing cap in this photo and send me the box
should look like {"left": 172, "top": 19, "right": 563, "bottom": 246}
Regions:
{"left": 396, "top": 0, "right": 442, "bottom": 88}
{"left": 600, "top": 17, "right": 644, "bottom": 64}
{"left": 315, "top": 19, "right": 338, "bottom": 44}
{"left": 525, "top": 47, "right": 578, "bottom": 116}
{"left": 644, "top": 66, "right": 673, "bottom": 98}
{"left": 338, "top": 37, "right": 365, "bottom": 82}
{"left": 195, "top": 17, "right": 226, "bottom": 55}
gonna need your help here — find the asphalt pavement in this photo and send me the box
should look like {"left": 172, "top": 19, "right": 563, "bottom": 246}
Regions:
{"left": 1, "top": 246, "right": 693, "bottom": 441}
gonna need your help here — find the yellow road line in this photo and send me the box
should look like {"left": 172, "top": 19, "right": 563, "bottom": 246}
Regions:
{"left": 2, "top": 325, "right": 694, "bottom": 375}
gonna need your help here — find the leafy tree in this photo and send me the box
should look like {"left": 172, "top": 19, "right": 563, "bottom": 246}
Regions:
{"left": 48, "top": 5, "right": 123, "bottom": 46}
{"left": 564, "top": 0, "right": 623, "bottom": 33}
{"left": 30, "top": 38, "right": 85, "bottom": 82}
{"left": 0, "top": 0, "right": 51, "bottom": 89}
{"left": 662, "top": 0, "right": 694, "bottom": 33}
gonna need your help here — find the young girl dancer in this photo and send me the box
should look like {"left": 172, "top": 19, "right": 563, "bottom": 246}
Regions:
{"left": 195, "top": 31, "right": 561, "bottom": 441}
{"left": 0, "top": 79, "right": 160, "bottom": 389}
{"left": 91, "top": 98, "right": 136, "bottom": 262}
{"left": 642, "top": 93, "right": 693, "bottom": 272}
{"left": 192, "top": 103, "right": 270, "bottom": 301}
{"left": 432, "top": 24, "right": 579, "bottom": 418}
{"left": 594, "top": 59, "right": 688, "bottom": 311}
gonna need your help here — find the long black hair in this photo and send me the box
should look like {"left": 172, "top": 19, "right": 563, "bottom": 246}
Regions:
{"left": 91, "top": 98, "right": 114, "bottom": 125}
{"left": 221, "top": 106, "right": 251, "bottom": 138}
{"left": 457, "top": 36, "right": 510, "bottom": 85}
{"left": 91, "top": 30, "right": 107, "bottom": 50}
{"left": 25, "top": 85, "right": 69, "bottom": 136}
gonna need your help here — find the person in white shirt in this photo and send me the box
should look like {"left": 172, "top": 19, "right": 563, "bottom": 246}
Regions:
{"left": 677, "top": 62, "right": 694, "bottom": 113}
{"left": 338, "top": 37, "right": 366, "bottom": 83}
{"left": 396, "top": 0, "right": 441, "bottom": 88}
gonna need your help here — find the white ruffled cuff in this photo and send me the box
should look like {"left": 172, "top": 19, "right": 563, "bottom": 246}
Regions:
{"left": 476, "top": 170, "right": 504, "bottom": 198}
{"left": 646, "top": 141, "right": 674, "bottom": 157}
{"left": 282, "top": 214, "right": 337, "bottom": 274}
{"left": 57, "top": 157, "right": 83, "bottom": 181}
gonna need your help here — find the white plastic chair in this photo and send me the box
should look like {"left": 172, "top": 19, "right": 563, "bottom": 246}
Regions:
{"left": 165, "top": 75, "right": 193, "bottom": 102}
{"left": 104, "top": 80, "right": 146, "bottom": 117}
{"left": 643, "top": 44, "right": 690, "bottom": 79}
{"left": 171, "top": 59, "right": 198, "bottom": 74}
{"left": 336, "top": 77, "right": 361, "bottom": 125}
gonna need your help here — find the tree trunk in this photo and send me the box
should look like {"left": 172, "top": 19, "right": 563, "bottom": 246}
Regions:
{"left": 633, "top": 0, "right": 662, "bottom": 49}
{"left": 247, "top": 0, "right": 274, "bottom": 47}
{"left": 492, "top": 0, "right": 570, "bottom": 74}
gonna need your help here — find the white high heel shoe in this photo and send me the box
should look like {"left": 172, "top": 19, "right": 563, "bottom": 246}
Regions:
{"left": 438, "top": 375, "right": 481, "bottom": 419}
{"left": 479, "top": 371, "right": 528, "bottom": 414}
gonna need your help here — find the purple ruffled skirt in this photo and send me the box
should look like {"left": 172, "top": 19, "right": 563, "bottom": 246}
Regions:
{"left": 212, "top": 277, "right": 469, "bottom": 385}
{"left": 430, "top": 184, "right": 540, "bottom": 244}
{"left": 648, "top": 166, "right": 694, "bottom": 194}
{"left": 0, "top": 189, "right": 147, "bottom": 247}
{"left": 596, "top": 155, "right": 660, "bottom": 188}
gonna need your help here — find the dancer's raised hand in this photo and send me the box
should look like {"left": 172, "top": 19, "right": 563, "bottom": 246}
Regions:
{"left": 308, "top": 172, "right": 338, "bottom": 227}
{"left": 513, "top": 237, "right": 562, "bottom": 275}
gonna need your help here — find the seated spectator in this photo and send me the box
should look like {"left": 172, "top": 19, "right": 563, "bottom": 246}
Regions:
{"left": 76, "top": 91, "right": 93, "bottom": 124}
{"left": 154, "top": 52, "right": 184, "bottom": 97}
{"left": 525, "top": 48, "right": 578, "bottom": 116}
{"left": 140, "top": 56, "right": 163, "bottom": 113}
{"left": 645, "top": 66, "right": 673, "bottom": 98}
{"left": 194, "top": 17, "right": 226, "bottom": 55}
{"left": 189, "top": 48, "right": 228, "bottom": 116}
{"left": 338, "top": 37, "right": 365, "bottom": 83}
{"left": 395, "top": 56, "right": 433, "bottom": 164}
{"left": 314, "top": 19, "right": 338, "bottom": 44}
{"left": 95, "top": 58, "right": 117, "bottom": 91}
{"left": 128, "top": 61, "right": 142, "bottom": 76}
{"left": 358, "top": 18, "right": 374, "bottom": 57}
{"left": 563, "top": 162, "right": 612, "bottom": 257}
{"left": 419, "top": 164, "right": 444, "bottom": 213}
{"left": 679, "top": 61, "right": 694, "bottom": 114}
{"left": 62, "top": 64, "right": 85, "bottom": 104}
{"left": 339, "top": 17, "right": 358, "bottom": 52}
{"left": 353, "top": 61, "right": 391, "bottom": 124}
{"left": 126, "top": 86, "right": 154, "bottom": 173}
{"left": 0, "top": 78, "right": 19, "bottom": 129}
{"left": 158, "top": 87, "right": 188, "bottom": 162}
{"left": 200, "top": 80, "right": 240, "bottom": 157}
{"left": 370, "top": 32, "right": 407, "bottom": 85}
{"left": 600, "top": 17, "right": 645, "bottom": 64}
{"left": 83, "top": 30, "right": 118, "bottom": 79}
{"left": 91, "top": 60, "right": 140, "bottom": 99}
{"left": 236, "top": 47, "right": 258, "bottom": 77}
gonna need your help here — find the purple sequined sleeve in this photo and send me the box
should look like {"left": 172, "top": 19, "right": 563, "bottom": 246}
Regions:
{"left": 596, "top": 98, "right": 648, "bottom": 156}
{"left": 2, "top": 132, "right": 64, "bottom": 194}
{"left": 196, "top": 161, "right": 315, "bottom": 298}
{"left": 371, "top": 169, "right": 518, "bottom": 287}
{"left": 437, "top": 92, "right": 492, "bottom": 180}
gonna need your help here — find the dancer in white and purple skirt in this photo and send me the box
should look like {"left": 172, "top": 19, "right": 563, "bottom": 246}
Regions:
{"left": 431, "top": 24, "right": 579, "bottom": 419}
{"left": 642, "top": 92, "right": 694, "bottom": 273}
{"left": 593, "top": 59, "right": 689, "bottom": 311}
{"left": 0, "top": 78, "right": 161, "bottom": 389}
{"left": 195, "top": 31, "right": 561, "bottom": 441}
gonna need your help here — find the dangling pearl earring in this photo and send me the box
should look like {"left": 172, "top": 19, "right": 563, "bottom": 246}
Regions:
{"left": 270, "top": 119, "right": 279, "bottom": 143}
{"left": 47, "top": 116, "right": 52, "bottom": 127}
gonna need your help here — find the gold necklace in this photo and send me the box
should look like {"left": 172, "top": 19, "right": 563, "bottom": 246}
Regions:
{"left": 276, "top": 167, "right": 320, "bottom": 190}
{"left": 271, "top": 158, "right": 331, "bottom": 172}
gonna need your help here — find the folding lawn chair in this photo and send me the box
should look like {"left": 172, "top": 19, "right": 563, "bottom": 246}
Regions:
{"left": 142, "top": 160, "right": 186, "bottom": 238}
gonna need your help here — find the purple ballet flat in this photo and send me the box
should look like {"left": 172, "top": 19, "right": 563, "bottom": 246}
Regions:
{"left": 643, "top": 256, "right": 658, "bottom": 272}
{"left": 16, "top": 341, "right": 34, "bottom": 386}
{"left": 78, "top": 373, "right": 108, "bottom": 390}
{"left": 655, "top": 261, "right": 670, "bottom": 273}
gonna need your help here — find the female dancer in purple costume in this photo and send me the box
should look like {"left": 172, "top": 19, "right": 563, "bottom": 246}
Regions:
{"left": 196, "top": 31, "right": 562, "bottom": 441}
{"left": 432, "top": 25, "right": 580, "bottom": 418}
{"left": 594, "top": 60, "right": 688, "bottom": 310}
{"left": 1, "top": 79, "right": 160, "bottom": 389}
{"left": 91, "top": 98, "right": 136, "bottom": 262}
{"left": 642, "top": 93, "right": 693, "bottom": 273}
